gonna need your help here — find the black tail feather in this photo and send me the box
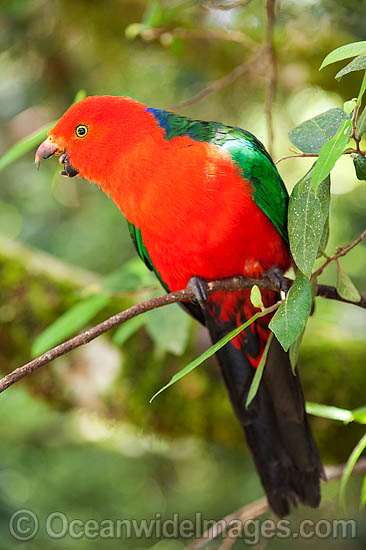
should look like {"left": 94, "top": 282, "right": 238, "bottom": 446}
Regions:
{"left": 207, "top": 319, "right": 324, "bottom": 517}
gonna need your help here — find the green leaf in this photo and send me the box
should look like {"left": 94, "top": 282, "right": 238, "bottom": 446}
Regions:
{"left": 361, "top": 474, "right": 366, "bottom": 510}
{"left": 113, "top": 315, "right": 146, "bottom": 347}
{"left": 125, "top": 23, "right": 143, "bottom": 39}
{"left": 143, "top": 1, "right": 162, "bottom": 27}
{"left": 310, "top": 277, "right": 318, "bottom": 300}
{"left": 357, "top": 72, "right": 366, "bottom": 105}
{"left": 250, "top": 285, "right": 264, "bottom": 310}
{"left": 352, "top": 406, "right": 366, "bottom": 424}
{"left": 288, "top": 167, "right": 330, "bottom": 277}
{"left": 317, "top": 215, "right": 330, "bottom": 257}
{"left": 146, "top": 303, "right": 190, "bottom": 356}
{"left": 306, "top": 402, "right": 366, "bottom": 424}
{"left": 31, "top": 293, "right": 111, "bottom": 357}
{"left": 306, "top": 402, "right": 353, "bottom": 422}
{"left": 0, "top": 121, "right": 55, "bottom": 172}
{"left": 100, "top": 258, "right": 157, "bottom": 293}
{"left": 335, "top": 55, "right": 366, "bottom": 80}
{"left": 73, "top": 89, "right": 87, "bottom": 103}
{"left": 320, "top": 41, "right": 366, "bottom": 70}
{"left": 336, "top": 262, "right": 361, "bottom": 303}
{"left": 269, "top": 271, "right": 312, "bottom": 351}
{"left": 353, "top": 154, "right": 366, "bottom": 181}
{"left": 246, "top": 333, "right": 273, "bottom": 408}
{"left": 149, "top": 307, "right": 274, "bottom": 402}
{"left": 356, "top": 106, "right": 366, "bottom": 138}
{"left": 0, "top": 89, "right": 87, "bottom": 173}
{"left": 311, "top": 119, "right": 352, "bottom": 192}
{"left": 289, "top": 329, "right": 304, "bottom": 373}
{"left": 339, "top": 433, "right": 366, "bottom": 511}
{"left": 288, "top": 108, "right": 349, "bottom": 154}
{"left": 343, "top": 99, "right": 357, "bottom": 115}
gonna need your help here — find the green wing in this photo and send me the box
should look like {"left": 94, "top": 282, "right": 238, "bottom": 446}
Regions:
{"left": 127, "top": 221, "right": 170, "bottom": 291}
{"left": 146, "top": 108, "right": 289, "bottom": 243}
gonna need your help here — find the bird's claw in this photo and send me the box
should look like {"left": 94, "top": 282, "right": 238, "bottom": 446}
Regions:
{"left": 187, "top": 276, "right": 209, "bottom": 310}
{"left": 264, "top": 267, "right": 288, "bottom": 296}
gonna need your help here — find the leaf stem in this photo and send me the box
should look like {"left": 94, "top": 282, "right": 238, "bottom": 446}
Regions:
{"left": 351, "top": 103, "right": 362, "bottom": 154}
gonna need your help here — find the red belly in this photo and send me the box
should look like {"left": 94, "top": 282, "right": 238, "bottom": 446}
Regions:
{"left": 142, "top": 195, "right": 291, "bottom": 292}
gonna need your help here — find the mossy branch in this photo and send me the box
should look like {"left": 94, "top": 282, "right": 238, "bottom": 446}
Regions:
{"left": 0, "top": 275, "right": 365, "bottom": 395}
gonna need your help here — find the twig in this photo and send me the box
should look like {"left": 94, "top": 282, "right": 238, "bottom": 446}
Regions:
{"left": 202, "top": 0, "right": 252, "bottom": 10}
{"left": 0, "top": 274, "right": 365, "bottom": 395}
{"left": 317, "top": 283, "right": 366, "bottom": 308}
{"left": 169, "top": 46, "right": 267, "bottom": 111}
{"left": 188, "top": 459, "right": 366, "bottom": 550}
{"left": 265, "top": 0, "right": 276, "bottom": 157}
{"left": 350, "top": 104, "right": 362, "bottom": 154}
{"left": 312, "top": 229, "right": 366, "bottom": 279}
{"left": 139, "top": 27, "right": 257, "bottom": 50}
{"left": 218, "top": 499, "right": 269, "bottom": 550}
{"left": 276, "top": 152, "right": 321, "bottom": 164}
{"left": 275, "top": 148, "right": 365, "bottom": 165}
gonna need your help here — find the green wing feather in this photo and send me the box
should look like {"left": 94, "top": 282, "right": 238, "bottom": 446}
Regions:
{"left": 146, "top": 108, "right": 289, "bottom": 243}
{"left": 128, "top": 221, "right": 170, "bottom": 291}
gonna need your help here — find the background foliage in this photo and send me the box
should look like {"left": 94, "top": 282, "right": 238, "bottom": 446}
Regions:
{"left": 0, "top": 1, "right": 365, "bottom": 548}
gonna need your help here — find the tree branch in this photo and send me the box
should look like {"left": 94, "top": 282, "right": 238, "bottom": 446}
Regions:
{"left": 169, "top": 46, "right": 268, "bottom": 111}
{"left": 0, "top": 273, "right": 365, "bottom": 395}
{"left": 317, "top": 283, "right": 366, "bottom": 308}
{"left": 265, "top": 0, "right": 276, "bottom": 157}
{"left": 188, "top": 458, "right": 366, "bottom": 549}
{"left": 312, "top": 230, "right": 366, "bottom": 280}
{"left": 165, "top": 2, "right": 276, "bottom": 113}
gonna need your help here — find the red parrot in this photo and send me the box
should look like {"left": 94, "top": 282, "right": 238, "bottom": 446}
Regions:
{"left": 35, "top": 95, "right": 323, "bottom": 516}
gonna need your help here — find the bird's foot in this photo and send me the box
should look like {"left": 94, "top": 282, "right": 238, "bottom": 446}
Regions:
{"left": 187, "top": 276, "right": 209, "bottom": 311}
{"left": 264, "top": 267, "right": 288, "bottom": 296}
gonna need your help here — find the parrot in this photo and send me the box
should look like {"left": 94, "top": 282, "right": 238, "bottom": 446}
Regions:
{"left": 35, "top": 95, "right": 323, "bottom": 517}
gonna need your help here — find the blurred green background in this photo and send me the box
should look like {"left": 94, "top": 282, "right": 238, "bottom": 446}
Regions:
{"left": 0, "top": 0, "right": 365, "bottom": 548}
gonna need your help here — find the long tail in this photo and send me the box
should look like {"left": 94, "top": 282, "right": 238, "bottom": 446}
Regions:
{"left": 205, "top": 290, "right": 324, "bottom": 517}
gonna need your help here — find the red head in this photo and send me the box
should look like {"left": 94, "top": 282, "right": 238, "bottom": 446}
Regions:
{"left": 35, "top": 94, "right": 246, "bottom": 235}
{"left": 35, "top": 95, "right": 163, "bottom": 188}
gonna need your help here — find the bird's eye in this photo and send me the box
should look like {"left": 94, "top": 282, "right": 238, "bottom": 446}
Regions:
{"left": 75, "top": 124, "right": 88, "bottom": 138}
